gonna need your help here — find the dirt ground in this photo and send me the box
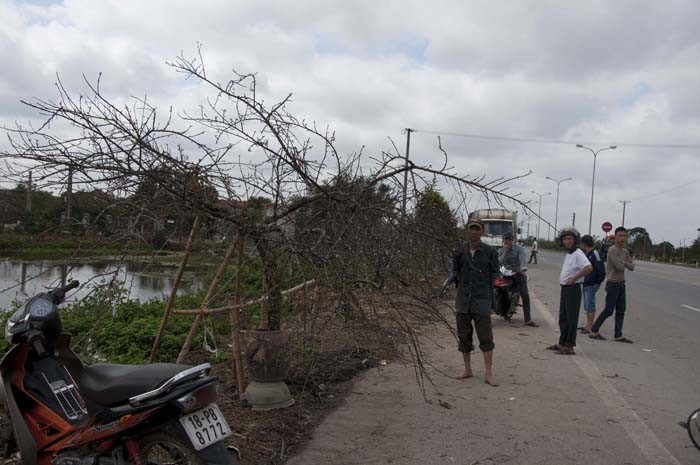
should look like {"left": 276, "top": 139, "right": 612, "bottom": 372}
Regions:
{"left": 214, "top": 351, "right": 379, "bottom": 465}
{"left": 214, "top": 301, "right": 402, "bottom": 465}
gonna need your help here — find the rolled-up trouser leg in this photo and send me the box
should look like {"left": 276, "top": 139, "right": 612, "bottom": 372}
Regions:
{"left": 473, "top": 311, "right": 495, "bottom": 352}
{"left": 456, "top": 312, "right": 474, "bottom": 353}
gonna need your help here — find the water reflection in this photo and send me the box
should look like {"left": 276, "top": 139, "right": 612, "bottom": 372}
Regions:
{"left": 0, "top": 258, "right": 202, "bottom": 310}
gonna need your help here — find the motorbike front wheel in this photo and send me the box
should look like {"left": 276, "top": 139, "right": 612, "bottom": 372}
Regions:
{"left": 138, "top": 432, "right": 239, "bottom": 465}
{"left": 494, "top": 292, "right": 508, "bottom": 318}
{"left": 688, "top": 408, "right": 700, "bottom": 451}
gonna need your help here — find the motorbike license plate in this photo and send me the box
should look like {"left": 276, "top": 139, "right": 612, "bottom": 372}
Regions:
{"left": 179, "top": 403, "right": 232, "bottom": 451}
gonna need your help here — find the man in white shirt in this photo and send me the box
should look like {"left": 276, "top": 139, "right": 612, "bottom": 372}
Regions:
{"left": 546, "top": 227, "right": 592, "bottom": 355}
{"left": 528, "top": 239, "right": 539, "bottom": 264}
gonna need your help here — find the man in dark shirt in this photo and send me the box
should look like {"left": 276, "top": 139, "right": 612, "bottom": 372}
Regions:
{"left": 452, "top": 217, "right": 501, "bottom": 386}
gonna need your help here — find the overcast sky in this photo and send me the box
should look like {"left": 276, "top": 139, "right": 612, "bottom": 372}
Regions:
{"left": 2, "top": 0, "right": 700, "bottom": 245}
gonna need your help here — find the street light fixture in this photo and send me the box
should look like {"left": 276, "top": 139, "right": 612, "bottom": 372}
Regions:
{"left": 531, "top": 190, "right": 552, "bottom": 240}
{"left": 545, "top": 176, "right": 573, "bottom": 235}
{"left": 576, "top": 144, "right": 617, "bottom": 235}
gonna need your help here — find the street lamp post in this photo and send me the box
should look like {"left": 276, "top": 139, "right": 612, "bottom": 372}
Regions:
{"left": 531, "top": 190, "right": 551, "bottom": 240}
{"left": 545, "top": 176, "right": 573, "bottom": 235}
{"left": 576, "top": 144, "right": 617, "bottom": 234}
{"left": 619, "top": 200, "right": 631, "bottom": 227}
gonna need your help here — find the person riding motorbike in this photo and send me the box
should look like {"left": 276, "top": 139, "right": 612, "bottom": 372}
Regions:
{"left": 497, "top": 233, "right": 538, "bottom": 327}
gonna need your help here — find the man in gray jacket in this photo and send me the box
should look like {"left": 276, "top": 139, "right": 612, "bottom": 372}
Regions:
{"left": 498, "top": 233, "right": 538, "bottom": 327}
{"left": 590, "top": 227, "right": 635, "bottom": 343}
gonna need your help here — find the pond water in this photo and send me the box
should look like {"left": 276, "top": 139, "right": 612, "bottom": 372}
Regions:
{"left": 0, "top": 258, "right": 203, "bottom": 311}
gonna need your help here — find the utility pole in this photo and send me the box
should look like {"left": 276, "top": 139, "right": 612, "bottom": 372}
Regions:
{"left": 65, "top": 166, "right": 73, "bottom": 226}
{"left": 572, "top": 212, "right": 576, "bottom": 226}
{"left": 401, "top": 128, "right": 413, "bottom": 218}
{"left": 526, "top": 217, "right": 530, "bottom": 238}
{"left": 25, "top": 171, "right": 32, "bottom": 213}
{"left": 682, "top": 239, "right": 686, "bottom": 262}
{"left": 619, "top": 200, "right": 631, "bottom": 227}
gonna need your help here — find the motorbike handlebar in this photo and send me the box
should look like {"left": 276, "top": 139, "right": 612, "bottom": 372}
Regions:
{"left": 47, "top": 280, "right": 80, "bottom": 304}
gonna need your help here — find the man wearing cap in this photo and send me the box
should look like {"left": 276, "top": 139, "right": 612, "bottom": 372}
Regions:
{"left": 498, "top": 233, "right": 538, "bottom": 327}
{"left": 452, "top": 217, "right": 501, "bottom": 386}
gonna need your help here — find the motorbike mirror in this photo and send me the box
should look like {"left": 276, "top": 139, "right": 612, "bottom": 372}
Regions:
{"left": 689, "top": 408, "right": 700, "bottom": 450}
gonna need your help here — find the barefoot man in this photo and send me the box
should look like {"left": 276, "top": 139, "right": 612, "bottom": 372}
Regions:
{"left": 452, "top": 216, "right": 501, "bottom": 386}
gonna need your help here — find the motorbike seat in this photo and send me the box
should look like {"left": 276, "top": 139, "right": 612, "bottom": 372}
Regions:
{"left": 77, "top": 363, "right": 191, "bottom": 407}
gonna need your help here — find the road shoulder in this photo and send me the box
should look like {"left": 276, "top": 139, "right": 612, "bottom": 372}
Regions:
{"left": 285, "top": 292, "right": 651, "bottom": 465}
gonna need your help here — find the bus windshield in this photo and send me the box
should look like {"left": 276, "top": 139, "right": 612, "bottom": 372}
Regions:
{"left": 483, "top": 221, "right": 514, "bottom": 237}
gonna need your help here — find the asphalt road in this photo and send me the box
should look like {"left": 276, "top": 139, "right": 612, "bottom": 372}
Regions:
{"left": 285, "top": 249, "right": 700, "bottom": 465}
{"left": 528, "top": 249, "right": 700, "bottom": 464}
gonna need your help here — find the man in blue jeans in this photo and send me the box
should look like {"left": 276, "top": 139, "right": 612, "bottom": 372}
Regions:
{"left": 579, "top": 235, "right": 605, "bottom": 334}
{"left": 590, "top": 227, "right": 635, "bottom": 343}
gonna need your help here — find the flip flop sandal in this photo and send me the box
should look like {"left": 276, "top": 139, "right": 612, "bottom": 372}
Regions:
{"left": 555, "top": 348, "right": 575, "bottom": 355}
{"left": 579, "top": 329, "right": 591, "bottom": 334}
{"left": 589, "top": 334, "right": 607, "bottom": 341}
{"left": 615, "top": 337, "right": 634, "bottom": 343}
{"left": 577, "top": 326, "right": 586, "bottom": 331}
{"left": 546, "top": 344, "right": 560, "bottom": 351}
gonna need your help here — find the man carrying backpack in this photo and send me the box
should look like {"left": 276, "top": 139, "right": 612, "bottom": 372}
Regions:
{"left": 579, "top": 234, "right": 606, "bottom": 334}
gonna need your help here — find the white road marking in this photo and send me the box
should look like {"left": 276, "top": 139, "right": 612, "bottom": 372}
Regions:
{"left": 530, "top": 291, "right": 682, "bottom": 465}
{"left": 681, "top": 304, "right": 700, "bottom": 313}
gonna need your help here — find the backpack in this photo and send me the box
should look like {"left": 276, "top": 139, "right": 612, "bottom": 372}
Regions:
{"left": 591, "top": 249, "right": 606, "bottom": 284}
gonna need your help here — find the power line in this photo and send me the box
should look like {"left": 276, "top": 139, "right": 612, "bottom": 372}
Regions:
{"left": 630, "top": 178, "right": 700, "bottom": 201}
{"left": 413, "top": 128, "right": 700, "bottom": 149}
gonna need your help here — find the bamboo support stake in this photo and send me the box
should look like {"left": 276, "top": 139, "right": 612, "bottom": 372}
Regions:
{"left": 149, "top": 213, "right": 202, "bottom": 363}
{"left": 229, "top": 236, "right": 246, "bottom": 394}
{"left": 176, "top": 236, "right": 238, "bottom": 364}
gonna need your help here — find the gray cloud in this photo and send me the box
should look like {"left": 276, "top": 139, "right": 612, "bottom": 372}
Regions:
{"left": 1, "top": 0, "right": 699, "bottom": 243}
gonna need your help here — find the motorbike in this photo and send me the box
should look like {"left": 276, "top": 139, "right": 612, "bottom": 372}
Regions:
{"left": 0, "top": 281, "right": 240, "bottom": 465}
{"left": 687, "top": 407, "right": 700, "bottom": 451}
{"left": 492, "top": 266, "right": 522, "bottom": 321}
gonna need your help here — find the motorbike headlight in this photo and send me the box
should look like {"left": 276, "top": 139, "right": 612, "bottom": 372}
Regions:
{"left": 27, "top": 298, "right": 56, "bottom": 319}
{"left": 5, "top": 313, "right": 28, "bottom": 344}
